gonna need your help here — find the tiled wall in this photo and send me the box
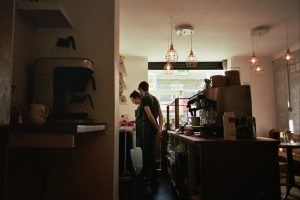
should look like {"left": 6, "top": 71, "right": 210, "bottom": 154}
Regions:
{"left": 273, "top": 49, "right": 300, "bottom": 133}
{"left": 0, "top": 0, "right": 14, "bottom": 125}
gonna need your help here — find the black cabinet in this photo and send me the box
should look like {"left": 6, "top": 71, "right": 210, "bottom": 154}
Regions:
{"left": 199, "top": 142, "right": 281, "bottom": 200}
{"left": 167, "top": 131, "right": 281, "bottom": 200}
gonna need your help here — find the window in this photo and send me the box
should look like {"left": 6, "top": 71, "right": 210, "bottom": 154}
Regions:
{"left": 148, "top": 69, "right": 224, "bottom": 119}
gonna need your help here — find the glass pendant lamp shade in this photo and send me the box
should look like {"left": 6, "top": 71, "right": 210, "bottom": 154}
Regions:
{"left": 250, "top": 54, "right": 258, "bottom": 65}
{"left": 284, "top": 19, "right": 296, "bottom": 65}
{"left": 254, "top": 66, "right": 263, "bottom": 72}
{"left": 285, "top": 49, "right": 292, "bottom": 60}
{"left": 186, "top": 30, "right": 197, "bottom": 68}
{"left": 252, "top": 58, "right": 264, "bottom": 73}
{"left": 284, "top": 49, "right": 296, "bottom": 65}
{"left": 253, "top": 62, "right": 264, "bottom": 73}
{"left": 165, "top": 44, "right": 178, "bottom": 62}
{"left": 186, "top": 50, "right": 197, "bottom": 68}
{"left": 249, "top": 34, "right": 259, "bottom": 68}
{"left": 163, "top": 61, "right": 173, "bottom": 73}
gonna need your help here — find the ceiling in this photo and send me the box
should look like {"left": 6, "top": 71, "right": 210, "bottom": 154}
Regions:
{"left": 120, "top": 0, "right": 300, "bottom": 62}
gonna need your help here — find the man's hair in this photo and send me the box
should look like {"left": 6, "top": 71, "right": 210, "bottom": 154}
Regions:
{"left": 138, "top": 81, "right": 149, "bottom": 92}
{"left": 130, "top": 90, "right": 141, "bottom": 99}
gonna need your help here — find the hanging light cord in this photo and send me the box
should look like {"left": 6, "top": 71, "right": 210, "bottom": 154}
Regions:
{"left": 286, "top": 18, "right": 289, "bottom": 49}
{"left": 170, "top": 17, "right": 173, "bottom": 45}
{"left": 252, "top": 34, "right": 255, "bottom": 55}
{"left": 256, "top": 35, "right": 260, "bottom": 57}
{"left": 191, "top": 32, "right": 193, "bottom": 51}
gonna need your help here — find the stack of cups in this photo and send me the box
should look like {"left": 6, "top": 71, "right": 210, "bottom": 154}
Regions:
{"left": 225, "top": 70, "right": 240, "bottom": 86}
{"left": 210, "top": 75, "right": 227, "bottom": 88}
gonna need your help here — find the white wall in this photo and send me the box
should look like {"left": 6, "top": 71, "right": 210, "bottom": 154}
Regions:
{"left": 229, "top": 56, "right": 277, "bottom": 137}
{"left": 119, "top": 55, "right": 148, "bottom": 121}
{"left": 12, "top": 9, "right": 35, "bottom": 108}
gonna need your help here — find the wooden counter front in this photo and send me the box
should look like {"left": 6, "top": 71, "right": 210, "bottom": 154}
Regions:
{"left": 167, "top": 131, "right": 281, "bottom": 200}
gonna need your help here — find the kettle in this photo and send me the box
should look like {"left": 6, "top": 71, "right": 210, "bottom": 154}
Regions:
{"left": 66, "top": 94, "right": 94, "bottom": 119}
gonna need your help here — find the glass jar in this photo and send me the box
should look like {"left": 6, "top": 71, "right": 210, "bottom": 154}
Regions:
{"left": 283, "top": 134, "right": 290, "bottom": 143}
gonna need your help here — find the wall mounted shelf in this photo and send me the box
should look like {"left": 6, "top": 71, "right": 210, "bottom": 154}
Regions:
{"left": 16, "top": 1, "right": 73, "bottom": 28}
{"left": 8, "top": 123, "right": 107, "bottom": 148}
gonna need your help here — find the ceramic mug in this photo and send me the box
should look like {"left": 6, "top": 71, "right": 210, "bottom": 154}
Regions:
{"left": 188, "top": 116, "right": 200, "bottom": 126}
{"left": 28, "top": 104, "right": 49, "bottom": 125}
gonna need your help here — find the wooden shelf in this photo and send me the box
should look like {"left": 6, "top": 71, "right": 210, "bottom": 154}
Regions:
{"left": 16, "top": 1, "right": 73, "bottom": 28}
{"left": 8, "top": 123, "right": 106, "bottom": 148}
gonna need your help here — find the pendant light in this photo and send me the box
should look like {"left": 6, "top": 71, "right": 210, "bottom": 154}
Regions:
{"left": 250, "top": 26, "right": 269, "bottom": 73}
{"left": 163, "top": 61, "right": 173, "bottom": 74}
{"left": 284, "top": 18, "right": 295, "bottom": 65}
{"left": 249, "top": 34, "right": 259, "bottom": 69}
{"left": 283, "top": 18, "right": 293, "bottom": 112}
{"left": 186, "top": 29, "right": 197, "bottom": 68}
{"left": 253, "top": 34, "right": 264, "bottom": 73}
{"left": 253, "top": 62, "right": 264, "bottom": 72}
{"left": 165, "top": 17, "right": 178, "bottom": 62}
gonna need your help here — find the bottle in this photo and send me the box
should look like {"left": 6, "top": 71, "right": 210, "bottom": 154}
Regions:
{"left": 223, "top": 112, "right": 236, "bottom": 140}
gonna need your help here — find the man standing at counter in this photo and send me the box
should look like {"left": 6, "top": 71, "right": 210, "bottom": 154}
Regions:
{"left": 138, "top": 81, "right": 163, "bottom": 187}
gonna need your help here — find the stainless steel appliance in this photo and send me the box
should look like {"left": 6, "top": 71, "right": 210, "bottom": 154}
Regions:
{"left": 187, "top": 85, "right": 253, "bottom": 137}
{"left": 204, "top": 85, "right": 252, "bottom": 125}
{"left": 32, "top": 58, "right": 96, "bottom": 124}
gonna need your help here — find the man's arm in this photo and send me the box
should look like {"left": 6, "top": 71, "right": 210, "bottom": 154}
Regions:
{"left": 157, "top": 108, "right": 163, "bottom": 137}
{"left": 144, "top": 106, "right": 159, "bottom": 130}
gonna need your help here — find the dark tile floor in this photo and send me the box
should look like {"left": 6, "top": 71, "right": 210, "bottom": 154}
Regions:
{"left": 119, "top": 172, "right": 178, "bottom": 200}
{"left": 120, "top": 173, "right": 300, "bottom": 200}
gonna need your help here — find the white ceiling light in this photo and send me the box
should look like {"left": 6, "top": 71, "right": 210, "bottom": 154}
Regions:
{"left": 175, "top": 25, "right": 194, "bottom": 36}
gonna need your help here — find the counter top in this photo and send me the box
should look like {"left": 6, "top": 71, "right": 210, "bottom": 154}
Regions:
{"left": 168, "top": 130, "right": 279, "bottom": 145}
{"left": 119, "top": 126, "right": 135, "bottom": 133}
{"left": 8, "top": 123, "right": 107, "bottom": 148}
{"left": 10, "top": 123, "right": 107, "bottom": 134}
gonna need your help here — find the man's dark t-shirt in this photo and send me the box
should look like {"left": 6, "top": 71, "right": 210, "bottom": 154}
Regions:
{"left": 139, "top": 94, "right": 160, "bottom": 123}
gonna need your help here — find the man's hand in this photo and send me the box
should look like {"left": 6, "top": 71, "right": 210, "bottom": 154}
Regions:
{"left": 157, "top": 129, "right": 163, "bottom": 138}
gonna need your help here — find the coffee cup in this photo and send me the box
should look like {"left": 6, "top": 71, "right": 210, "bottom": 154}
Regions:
{"left": 188, "top": 116, "right": 200, "bottom": 126}
{"left": 184, "top": 124, "right": 193, "bottom": 136}
{"left": 28, "top": 104, "right": 49, "bottom": 125}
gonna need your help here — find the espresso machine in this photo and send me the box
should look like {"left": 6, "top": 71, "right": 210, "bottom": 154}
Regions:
{"left": 187, "top": 85, "right": 253, "bottom": 138}
{"left": 32, "top": 58, "right": 96, "bottom": 124}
